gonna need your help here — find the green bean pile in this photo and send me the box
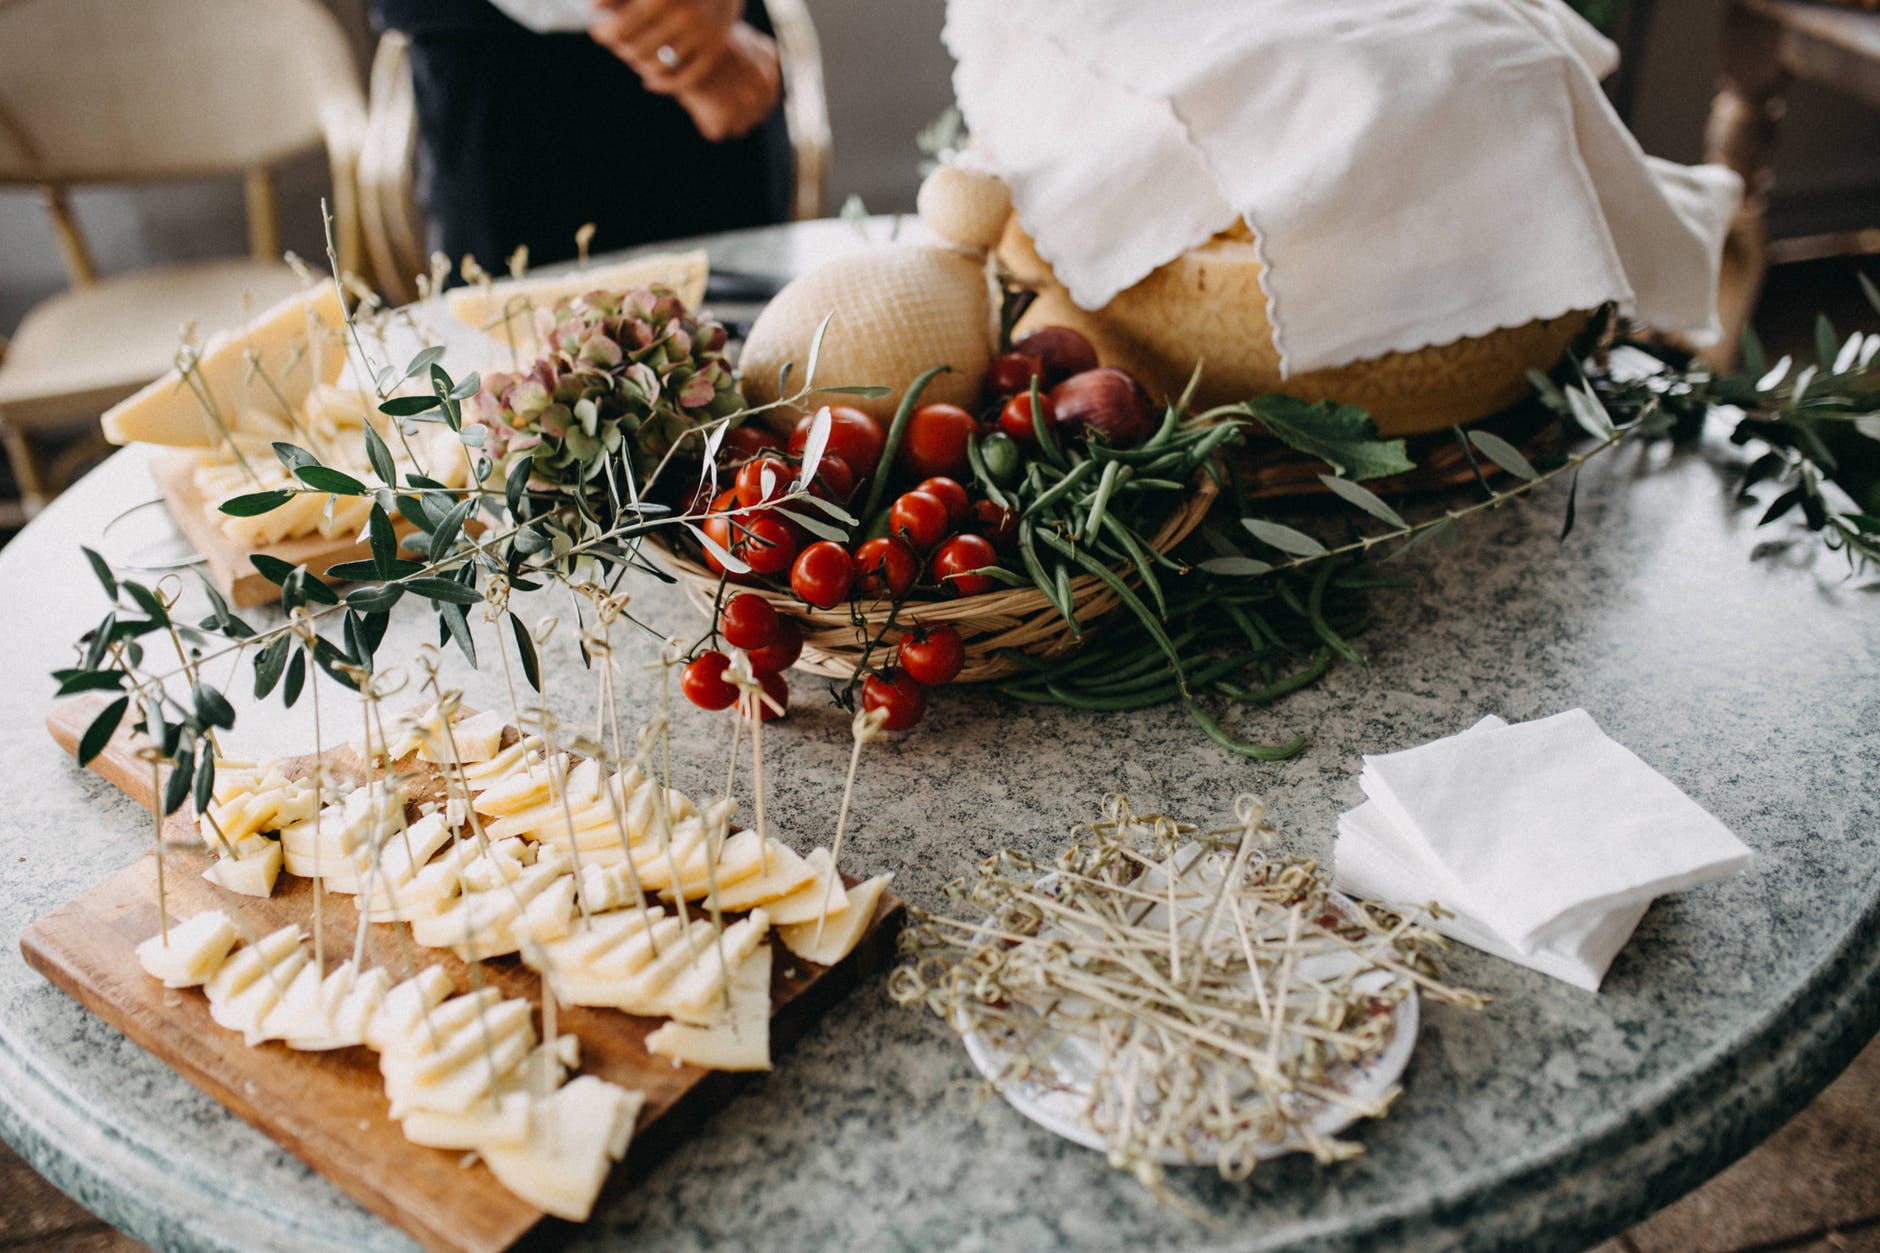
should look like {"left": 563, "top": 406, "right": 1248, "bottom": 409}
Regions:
{"left": 963, "top": 389, "right": 1397, "bottom": 758}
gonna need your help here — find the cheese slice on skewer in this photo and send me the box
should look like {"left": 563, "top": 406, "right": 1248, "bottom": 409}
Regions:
{"left": 478, "top": 1075, "right": 647, "bottom": 1223}
{"left": 679, "top": 839, "right": 815, "bottom": 910}
{"left": 645, "top": 941, "right": 772, "bottom": 1071}
{"left": 203, "top": 834, "right": 283, "bottom": 897}
{"left": 289, "top": 963, "right": 391, "bottom": 1051}
{"left": 364, "top": 966, "right": 455, "bottom": 1051}
{"left": 761, "top": 848, "right": 851, "bottom": 927}
{"left": 212, "top": 946, "right": 310, "bottom": 1045}
{"left": 401, "top": 1090, "right": 533, "bottom": 1153}
{"left": 135, "top": 911, "right": 239, "bottom": 988}
{"left": 652, "top": 912, "right": 771, "bottom": 1025}
{"left": 777, "top": 873, "right": 894, "bottom": 966}
{"left": 204, "top": 925, "right": 302, "bottom": 1003}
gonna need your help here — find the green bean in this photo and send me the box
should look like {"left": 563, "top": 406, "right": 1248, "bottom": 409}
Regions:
{"left": 1030, "top": 376, "right": 1068, "bottom": 470}
{"left": 1036, "top": 529, "right": 1182, "bottom": 685}
{"left": 1053, "top": 562, "right": 1078, "bottom": 636}
{"left": 1115, "top": 477, "right": 1190, "bottom": 493}
{"left": 1278, "top": 569, "right": 1365, "bottom": 668}
{"left": 1021, "top": 459, "right": 1099, "bottom": 518}
{"left": 1095, "top": 512, "right": 1169, "bottom": 614}
{"left": 1081, "top": 461, "right": 1126, "bottom": 547}
{"left": 1016, "top": 520, "right": 1076, "bottom": 630}
{"left": 1044, "top": 680, "right": 1183, "bottom": 711}
{"left": 861, "top": 364, "right": 950, "bottom": 519}
{"left": 1140, "top": 401, "right": 1188, "bottom": 451}
{"left": 1184, "top": 698, "right": 1307, "bottom": 760}
{"left": 1216, "top": 650, "right": 1334, "bottom": 704}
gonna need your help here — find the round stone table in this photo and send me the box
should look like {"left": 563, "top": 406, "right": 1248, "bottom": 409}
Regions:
{"left": 0, "top": 221, "right": 1875, "bottom": 1252}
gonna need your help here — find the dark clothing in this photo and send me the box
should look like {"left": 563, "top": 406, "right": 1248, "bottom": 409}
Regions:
{"left": 373, "top": 0, "right": 791, "bottom": 272}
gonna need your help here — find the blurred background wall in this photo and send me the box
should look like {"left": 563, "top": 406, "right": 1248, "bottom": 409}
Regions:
{"left": 2, "top": 0, "right": 1876, "bottom": 336}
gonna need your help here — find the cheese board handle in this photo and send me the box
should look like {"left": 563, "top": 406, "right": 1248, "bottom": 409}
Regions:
{"left": 47, "top": 695, "right": 162, "bottom": 814}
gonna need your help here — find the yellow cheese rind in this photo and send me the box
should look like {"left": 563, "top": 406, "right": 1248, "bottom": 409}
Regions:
{"left": 102, "top": 284, "right": 349, "bottom": 447}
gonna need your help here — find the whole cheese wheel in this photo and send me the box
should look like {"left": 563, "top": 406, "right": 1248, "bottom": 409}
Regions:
{"left": 739, "top": 243, "right": 994, "bottom": 430}
{"left": 998, "top": 221, "right": 1588, "bottom": 435}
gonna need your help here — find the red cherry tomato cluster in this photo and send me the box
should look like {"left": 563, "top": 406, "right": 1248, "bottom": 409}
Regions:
{"left": 682, "top": 334, "right": 1155, "bottom": 732}
{"left": 681, "top": 591, "right": 801, "bottom": 718}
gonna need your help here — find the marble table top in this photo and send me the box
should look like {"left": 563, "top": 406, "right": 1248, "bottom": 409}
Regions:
{"left": 1, "top": 220, "right": 1876, "bottom": 1252}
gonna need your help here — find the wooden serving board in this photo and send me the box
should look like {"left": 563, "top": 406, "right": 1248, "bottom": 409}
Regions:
{"left": 24, "top": 700, "right": 905, "bottom": 1253}
{"left": 150, "top": 450, "right": 381, "bottom": 610}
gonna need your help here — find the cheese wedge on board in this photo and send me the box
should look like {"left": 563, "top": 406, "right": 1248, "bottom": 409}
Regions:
{"left": 102, "top": 284, "right": 350, "bottom": 446}
{"left": 479, "top": 1075, "right": 646, "bottom": 1222}
{"left": 202, "top": 834, "right": 284, "bottom": 898}
{"left": 777, "top": 873, "right": 894, "bottom": 966}
{"left": 134, "top": 910, "right": 239, "bottom": 988}
{"left": 645, "top": 941, "right": 772, "bottom": 1071}
{"left": 760, "top": 847, "right": 851, "bottom": 927}
{"left": 444, "top": 249, "right": 710, "bottom": 362}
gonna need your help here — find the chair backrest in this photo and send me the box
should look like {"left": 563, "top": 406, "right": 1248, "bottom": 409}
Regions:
{"left": 0, "top": 0, "right": 362, "bottom": 186}
{"left": 767, "top": 0, "right": 833, "bottom": 221}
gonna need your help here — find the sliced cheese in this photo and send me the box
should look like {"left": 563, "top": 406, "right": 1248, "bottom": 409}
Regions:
{"left": 445, "top": 249, "right": 709, "bottom": 360}
{"left": 102, "top": 283, "right": 349, "bottom": 447}
{"left": 364, "top": 965, "right": 456, "bottom": 1051}
{"left": 252, "top": 958, "right": 332, "bottom": 1045}
{"left": 289, "top": 963, "right": 391, "bottom": 1051}
{"left": 679, "top": 839, "right": 814, "bottom": 910}
{"left": 777, "top": 873, "right": 893, "bottom": 966}
{"left": 204, "top": 924, "right": 302, "bottom": 1003}
{"left": 135, "top": 910, "right": 239, "bottom": 988}
{"left": 401, "top": 1090, "right": 533, "bottom": 1152}
{"left": 760, "top": 847, "right": 852, "bottom": 927}
{"left": 417, "top": 710, "right": 507, "bottom": 765}
{"left": 211, "top": 946, "right": 310, "bottom": 1045}
{"left": 478, "top": 1075, "right": 646, "bottom": 1222}
{"left": 651, "top": 912, "right": 771, "bottom": 1025}
{"left": 202, "top": 835, "right": 283, "bottom": 897}
{"left": 645, "top": 941, "right": 772, "bottom": 1072}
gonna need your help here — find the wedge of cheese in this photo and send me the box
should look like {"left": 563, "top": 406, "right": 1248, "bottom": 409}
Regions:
{"left": 103, "top": 283, "right": 349, "bottom": 446}
{"left": 289, "top": 963, "right": 392, "bottom": 1051}
{"left": 777, "top": 873, "right": 893, "bottom": 966}
{"left": 444, "top": 249, "right": 710, "bottom": 362}
{"left": 761, "top": 847, "right": 851, "bottom": 927}
{"left": 401, "top": 1089, "right": 532, "bottom": 1152}
{"left": 650, "top": 911, "right": 771, "bottom": 1025}
{"left": 210, "top": 943, "right": 310, "bottom": 1045}
{"left": 364, "top": 965, "right": 456, "bottom": 1051}
{"left": 479, "top": 1075, "right": 646, "bottom": 1222}
{"left": 135, "top": 910, "right": 239, "bottom": 988}
{"left": 645, "top": 941, "right": 772, "bottom": 1071}
{"left": 670, "top": 836, "right": 814, "bottom": 909}
{"left": 203, "top": 834, "right": 283, "bottom": 897}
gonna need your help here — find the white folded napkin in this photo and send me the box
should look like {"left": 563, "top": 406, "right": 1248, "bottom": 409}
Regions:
{"left": 1333, "top": 712, "right": 1752, "bottom": 991}
{"left": 943, "top": 0, "right": 1742, "bottom": 376}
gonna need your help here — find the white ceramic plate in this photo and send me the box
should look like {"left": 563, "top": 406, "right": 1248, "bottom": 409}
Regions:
{"left": 956, "top": 849, "right": 1420, "bottom": 1166}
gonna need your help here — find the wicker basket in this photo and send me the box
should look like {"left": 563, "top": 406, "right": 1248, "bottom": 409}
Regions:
{"left": 655, "top": 474, "right": 1220, "bottom": 684}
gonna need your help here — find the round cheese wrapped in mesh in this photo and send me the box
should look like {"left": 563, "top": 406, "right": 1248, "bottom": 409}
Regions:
{"left": 739, "top": 243, "right": 995, "bottom": 431}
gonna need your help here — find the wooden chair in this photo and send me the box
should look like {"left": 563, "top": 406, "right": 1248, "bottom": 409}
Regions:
{"left": 355, "top": 0, "right": 832, "bottom": 301}
{"left": 1705, "top": 0, "right": 1880, "bottom": 367}
{"left": 0, "top": 0, "right": 365, "bottom": 514}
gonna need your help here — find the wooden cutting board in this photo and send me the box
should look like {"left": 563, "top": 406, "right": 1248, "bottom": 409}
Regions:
{"left": 24, "top": 700, "right": 906, "bottom": 1253}
{"left": 149, "top": 450, "right": 386, "bottom": 610}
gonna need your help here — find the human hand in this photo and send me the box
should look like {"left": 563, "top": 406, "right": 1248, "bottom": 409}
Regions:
{"left": 589, "top": 0, "right": 740, "bottom": 91}
{"left": 668, "top": 22, "right": 782, "bottom": 142}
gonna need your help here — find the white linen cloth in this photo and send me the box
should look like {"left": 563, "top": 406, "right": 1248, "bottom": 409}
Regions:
{"left": 943, "top": 0, "right": 1742, "bottom": 376}
{"left": 1332, "top": 712, "right": 1752, "bottom": 991}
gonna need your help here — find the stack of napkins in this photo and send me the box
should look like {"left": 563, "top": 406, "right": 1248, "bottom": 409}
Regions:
{"left": 1334, "top": 711, "right": 1752, "bottom": 992}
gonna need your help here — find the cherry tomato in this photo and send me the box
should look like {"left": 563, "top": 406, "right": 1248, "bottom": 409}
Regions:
{"left": 790, "top": 406, "right": 884, "bottom": 484}
{"left": 808, "top": 452, "right": 856, "bottom": 505}
{"left": 973, "top": 498, "right": 1017, "bottom": 552}
{"left": 933, "top": 533, "right": 1000, "bottom": 596}
{"left": 988, "top": 351, "right": 1042, "bottom": 397}
{"left": 998, "top": 391, "right": 1056, "bottom": 445}
{"left": 739, "top": 668, "right": 789, "bottom": 722}
{"left": 738, "top": 513, "right": 799, "bottom": 576}
{"left": 853, "top": 536, "right": 917, "bottom": 599}
{"left": 790, "top": 540, "right": 855, "bottom": 609}
{"left": 735, "top": 453, "right": 793, "bottom": 510}
{"left": 681, "top": 650, "right": 737, "bottom": 710}
{"left": 916, "top": 476, "right": 972, "bottom": 528}
{"left": 702, "top": 512, "right": 737, "bottom": 576}
{"left": 889, "top": 490, "right": 950, "bottom": 550}
{"left": 898, "top": 624, "right": 965, "bottom": 687}
{"left": 897, "top": 404, "right": 978, "bottom": 481}
{"left": 720, "top": 425, "right": 784, "bottom": 463}
{"left": 745, "top": 617, "right": 803, "bottom": 673}
{"left": 862, "top": 669, "right": 927, "bottom": 731}
{"left": 720, "top": 592, "right": 779, "bottom": 651}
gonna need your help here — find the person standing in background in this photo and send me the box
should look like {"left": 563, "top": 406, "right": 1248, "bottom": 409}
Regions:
{"left": 372, "top": 0, "right": 792, "bottom": 274}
